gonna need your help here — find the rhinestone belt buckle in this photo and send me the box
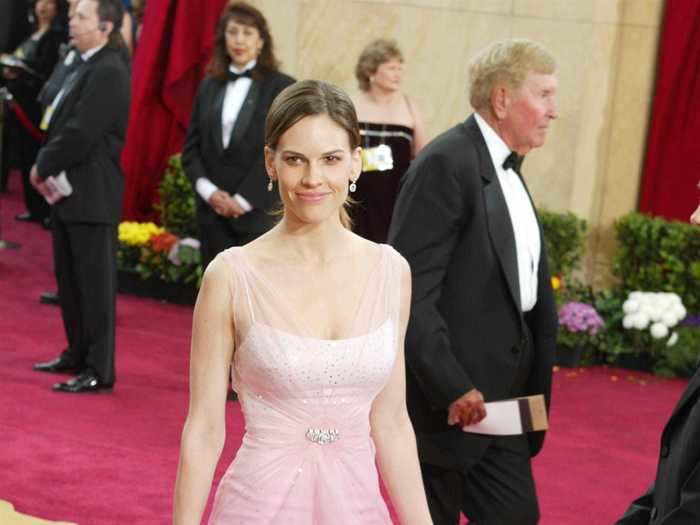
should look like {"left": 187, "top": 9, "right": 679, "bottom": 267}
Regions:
{"left": 305, "top": 427, "right": 340, "bottom": 445}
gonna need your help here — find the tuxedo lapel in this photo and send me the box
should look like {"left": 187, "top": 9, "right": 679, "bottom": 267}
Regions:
{"left": 228, "top": 78, "right": 260, "bottom": 148}
{"left": 210, "top": 82, "right": 226, "bottom": 156}
{"left": 467, "top": 117, "right": 522, "bottom": 313}
{"left": 49, "top": 62, "right": 88, "bottom": 129}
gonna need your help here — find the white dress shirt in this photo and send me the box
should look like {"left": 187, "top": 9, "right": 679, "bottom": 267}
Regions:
{"left": 474, "top": 113, "right": 541, "bottom": 312}
{"left": 195, "top": 60, "right": 256, "bottom": 212}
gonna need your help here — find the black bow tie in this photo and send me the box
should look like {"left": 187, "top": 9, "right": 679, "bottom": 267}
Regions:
{"left": 502, "top": 152, "right": 524, "bottom": 175}
{"left": 227, "top": 69, "right": 253, "bottom": 83}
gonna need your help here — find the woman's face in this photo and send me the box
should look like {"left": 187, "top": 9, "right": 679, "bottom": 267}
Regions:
{"left": 35, "top": 0, "right": 58, "bottom": 25}
{"left": 265, "top": 114, "right": 361, "bottom": 228}
{"left": 372, "top": 57, "right": 403, "bottom": 92}
{"left": 225, "top": 19, "right": 264, "bottom": 68}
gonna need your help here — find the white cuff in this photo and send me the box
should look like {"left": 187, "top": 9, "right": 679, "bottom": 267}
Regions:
{"left": 196, "top": 177, "right": 218, "bottom": 202}
{"left": 234, "top": 193, "right": 253, "bottom": 212}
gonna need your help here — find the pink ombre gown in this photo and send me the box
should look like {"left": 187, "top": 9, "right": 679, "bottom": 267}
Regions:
{"left": 208, "top": 244, "right": 403, "bottom": 524}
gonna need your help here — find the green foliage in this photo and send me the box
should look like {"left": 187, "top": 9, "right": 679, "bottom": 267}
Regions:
{"left": 538, "top": 209, "right": 588, "bottom": 278}
{"left": 613, "top": 212, "right": 700, "bottom": 311}
{"left": 155, "top": 154, "right": 197, "bottom": 237}
{"left": 135, "top": 242, "right": 203, "bottom": 286}
{"left": 652, "top": 327, "right": 700, "bottom": 378}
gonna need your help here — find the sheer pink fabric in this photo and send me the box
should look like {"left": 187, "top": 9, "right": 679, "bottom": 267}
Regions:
{"left": 208, "top": 244, "right": 403, "bottom": 524}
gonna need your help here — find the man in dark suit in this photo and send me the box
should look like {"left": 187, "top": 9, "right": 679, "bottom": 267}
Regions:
{"left": 182, "top": 2, "right": 295, "bottom": 269}
{"left": 616, "top": 365, "right": 700, "bottom": 524}
{"left": 388, "top": 39, "right": 559, "bottom": 524}
{"left": 30, "top": 0, "right": 130, "bottom": 393}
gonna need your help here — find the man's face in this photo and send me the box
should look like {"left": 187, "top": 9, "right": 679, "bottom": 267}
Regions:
{"left": 501, "top": 72, "right": 558, "bottom": 155}
{"left": 69, "top": 0, "right": 102, "bottom": 53}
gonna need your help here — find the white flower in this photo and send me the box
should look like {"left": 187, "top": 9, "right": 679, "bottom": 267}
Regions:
{"left": 629, "top": 291, "right": 644, "bottom": 301}
{"left": 633, "top": 313, "right": 650, "bottom": 330}
{"left": 667, "top": 332, "right": 679, "bottom": 347}
{"left": 650, "top": 322, "right": 669, "bottom": 339}
{"left": 622, "top": 315, "right": 635, "bottom": 329}
{"left": 673, "top": 304, "right": 687, "bottom": 321}
{"left": 179, "top": 237, "right": 201, "bottom": 250}
{"left": 660, "top": 311, "right": 679, "bottom": 328}
{"left": 623, "top": 299, "right": 640, "bottom": 314}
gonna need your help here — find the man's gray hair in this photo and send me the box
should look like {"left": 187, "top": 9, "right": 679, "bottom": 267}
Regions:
{"left": 469, "top": 39, "right": 556, "bottom": 111}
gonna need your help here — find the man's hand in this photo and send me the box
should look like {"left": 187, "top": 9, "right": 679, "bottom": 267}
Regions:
{"left": 208, "top": 190, "right": 247, "bottom": 218}
{"left": 29, "top": 165, "right": 50, "bottom": 198}
{"left": 208, "top": 190, "right": 234, "bottom": 217}
{"left": 447, "top": 388, "right": 487, "bottom": 429}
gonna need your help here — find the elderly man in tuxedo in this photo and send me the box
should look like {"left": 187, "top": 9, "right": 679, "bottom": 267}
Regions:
{"left": 31, "top": 0, "right": 130, "bottom": 393}
{"left": 388, "top": 39, "right": 559, "bottom": 524}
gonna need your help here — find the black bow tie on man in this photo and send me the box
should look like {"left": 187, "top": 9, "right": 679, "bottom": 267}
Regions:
{"left": 227, "top": 68, "right": 253, "bottom": 83}
{"left": 502, "top": 151, "right": 524, "bottom": 176}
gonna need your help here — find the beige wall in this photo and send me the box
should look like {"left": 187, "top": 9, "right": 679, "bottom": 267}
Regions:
{"left": 249, "top": 0, "right": 665, "bottom": 285}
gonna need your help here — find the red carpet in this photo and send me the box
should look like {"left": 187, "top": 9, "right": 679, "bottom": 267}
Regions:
{"left": 0, "top": 175, "right": 689, "bottom": 524}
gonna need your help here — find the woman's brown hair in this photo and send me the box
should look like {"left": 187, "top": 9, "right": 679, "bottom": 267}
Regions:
{"left": 265, "top": 80, "right": 360, "bottom": 229}
{"left": 207, "top": 2, "right": 279, "bottom": 81}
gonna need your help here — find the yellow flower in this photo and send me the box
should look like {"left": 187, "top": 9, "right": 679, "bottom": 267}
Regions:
{"left": 118, "top": 221, "right": 165, "bottom": 246}
{"left": 551, "top": 276, "right": 562, "bottom": 291}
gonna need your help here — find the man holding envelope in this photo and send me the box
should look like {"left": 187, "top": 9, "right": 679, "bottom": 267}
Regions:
{"left": 389, "top": 39, "right": 559, "bottom": 524}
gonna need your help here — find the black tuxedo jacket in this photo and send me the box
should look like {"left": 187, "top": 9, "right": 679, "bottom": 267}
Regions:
{"left": 617, "top": 368, "right": 700, "bottom": 524}
{"left": 35, "top": 45, "right": 130, "bottom": 225}
{"left": 388, "top": 115, "right": 558, "bottom": 471}
{"left": 182, "top": 70, "right": 295, "bottom": 235}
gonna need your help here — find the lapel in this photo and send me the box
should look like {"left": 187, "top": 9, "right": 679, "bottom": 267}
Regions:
{"left": 228, "top": 78, "right": 261, "bottom": 149}
{"left": 466, "top": 116, "right": 522, "bottom": 314}
{"left": 210, "top": 81, "right": 226, "bottom": 156}
{"left": 50, "top": 57, "right": 90, "bottom": 129}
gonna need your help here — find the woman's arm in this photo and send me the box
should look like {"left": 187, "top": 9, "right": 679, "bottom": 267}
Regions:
{"left": 173, "top": 256, "right": 235, "bottom": 525}
{"left": 370, "top": 257, "right": 432, "bottom": 525}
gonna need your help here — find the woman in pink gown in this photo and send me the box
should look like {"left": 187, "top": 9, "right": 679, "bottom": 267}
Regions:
{"left": 173, "top": 80, "right": 433, "bottom": 525}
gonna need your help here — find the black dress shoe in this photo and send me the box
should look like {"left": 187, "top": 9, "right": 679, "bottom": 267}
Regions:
{"left": 53, "top": 372, "right": 112, "bottom": 393}
{"left": 15, "top": 212, "right": 37, "bottom": 222}
{"left": 39, "top": 291, "right": 60, "bottom": 305}
{"left": 227, "top": 390, "right": 238, "bottom": 401}
{"left": 33, "top": 354, "right": 81, "bottom": 373}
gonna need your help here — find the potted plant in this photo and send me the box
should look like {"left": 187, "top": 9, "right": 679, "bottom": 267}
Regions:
{"left": 618, "top": 291, "right": 687, "bottom": 370}
{"left": 557, "top": 301, "right": 604, "bottom": 367}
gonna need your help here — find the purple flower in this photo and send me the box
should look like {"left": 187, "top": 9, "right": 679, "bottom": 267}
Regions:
{"left": 558, "top": 302, "right": 604, "bottom": 336}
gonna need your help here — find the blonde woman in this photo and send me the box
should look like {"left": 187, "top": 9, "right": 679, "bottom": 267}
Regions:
{"left": 350, "top": 39, "right": 426, "bottom": 243}
{"left": 174, "top": 80, "right": 432, "bottom": 525}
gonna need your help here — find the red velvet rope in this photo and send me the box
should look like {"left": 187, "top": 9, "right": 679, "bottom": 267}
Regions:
{"left": 7, "top": 99, "right": 45, "bottom": 143}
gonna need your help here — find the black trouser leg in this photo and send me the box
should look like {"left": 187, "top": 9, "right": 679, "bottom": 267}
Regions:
{"left": 422, "top": 435, "right": 539, "bottom": 525}
{"left": 420, "top": 462, "right": 463, "bottom": 525}
{"left": 462, "top": 435, "right": 539, "bottom": 525}
{"left": 52, "top": 218, "right": 82, "bottom": 362}
{"left": 53, "top": 220, "right": 117, "bottom": 384}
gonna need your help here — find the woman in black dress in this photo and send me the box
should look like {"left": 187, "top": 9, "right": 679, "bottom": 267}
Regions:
{"left": 351, "top": 39, "right": 427, "bottom": 243}
{"left": 1, "top": 0, "right": 67, "bottom": 223}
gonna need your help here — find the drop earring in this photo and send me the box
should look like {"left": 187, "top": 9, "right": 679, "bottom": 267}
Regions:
{"left": 267, "top": 179, "right": 274, "bottom": 192}
{"left": 349, "top": 180, "right": 357, "bottom": 193}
